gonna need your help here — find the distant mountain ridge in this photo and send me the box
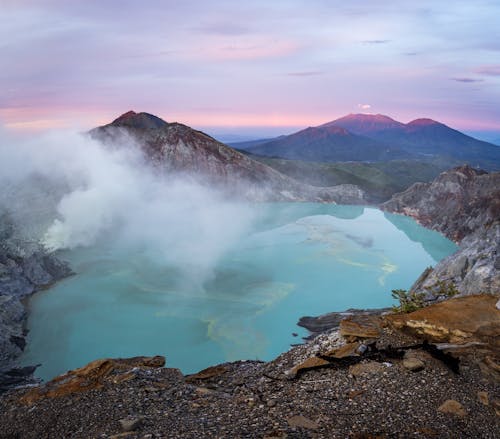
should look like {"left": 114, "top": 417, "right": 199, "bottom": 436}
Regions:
{"left": 89, "top": 111, "right": 366, "bottom": 203}
{"left": 242, "top": 123, "right": 414, "bottom": 162}
{"left": 233, "top": 114, "right": 500, "bottom": 170}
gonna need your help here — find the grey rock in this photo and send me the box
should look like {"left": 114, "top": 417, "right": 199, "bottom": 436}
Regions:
{"left": 381, "top": 165, "right": 500, "bottom": 298}
{"left": 298, "top": 308, "right": 390, "bottom": 337}
{"left": 0, "top": 213, "right": 72, "bottom": 392}
{"left": 410, "top": 224, "right": 500, "bottom": 298}
{"left": 381, "top": 165, "right": 499, "bottom": 241}
{"left": 402, "top": 358, "right": 425, "bottom": 372}
{"left": 119, "top": 417, "right": 143, "bottom": 432}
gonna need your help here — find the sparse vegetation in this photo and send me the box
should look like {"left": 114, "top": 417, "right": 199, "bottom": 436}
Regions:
{"left": 391, "top": 288, "right": 425, "bottom": 313}
{"left": 246, "top": 155, "right": 448, "bottom": 202}
{"left": 391, "top": 281, "right": 459, "bottom": 314}
{"left": 425, "top": 280, "right": 459, "bottom": 298}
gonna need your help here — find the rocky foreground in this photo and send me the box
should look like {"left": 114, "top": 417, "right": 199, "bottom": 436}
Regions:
{"left": 0, "top": 294, "right": 498, "bottom": 438}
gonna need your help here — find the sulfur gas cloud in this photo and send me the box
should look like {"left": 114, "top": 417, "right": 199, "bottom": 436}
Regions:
{"left": 0, "top": 126, "right": 257, "bottom": 287}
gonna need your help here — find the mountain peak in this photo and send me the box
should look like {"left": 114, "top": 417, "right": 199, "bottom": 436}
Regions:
{"left": 407, "top": 118, "right": 442, "bottom": 127}
{"left": 322, "top": 113, "right": 405, "bottom": 135}
{"left": 110, "top": 111, "right": 168, "bottom": 130}
{"left": 343, "top": 113, "right": 399, "bottom": 122}
{"left": 115, "top": 110, "right": 137, "bottom": 120}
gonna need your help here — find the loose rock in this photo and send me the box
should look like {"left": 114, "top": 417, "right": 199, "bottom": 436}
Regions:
{"left": 403, "top": 358, "right": 425, "bottom": 372}
{"left": 119, "top": 417, "right": 143, "bottom": 432}
{"left": 478, "top": 391, "right": 489, "bottom": 406}
{"left": 287, "top": 415, "right": 319, "bottom": 430}
{"left": 438, "top": 399, "right": 467, "bottom": 417}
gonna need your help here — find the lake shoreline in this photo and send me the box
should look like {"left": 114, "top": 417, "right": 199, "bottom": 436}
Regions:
{"left": 18, "top": 205, "right": 456, "bottom": 381}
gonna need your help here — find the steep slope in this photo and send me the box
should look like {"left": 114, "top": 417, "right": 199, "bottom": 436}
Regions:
{"left": 381, "top": 165, "right": 499, "bottom": 241}
{"left": 245, "top": 125, "right": 413, "bottom": 162}
{"left": 381, "top": 165, "right": 500, "bottom": 296}
{"left": 382, "top": 118, "right": 500, "bottom": 167}
{"left": 0, "top": 211, "right": 72, "bottom": 390}
{"left": 90, "top": 112, "right": 366, "bottom": 203}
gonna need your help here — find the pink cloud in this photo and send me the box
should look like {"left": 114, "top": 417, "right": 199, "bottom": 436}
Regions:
{"left": 474, "top": 65, "right": 500, "bottom": 76}
{"left": 199, "top": 40, "right": 301, "bottom": 61}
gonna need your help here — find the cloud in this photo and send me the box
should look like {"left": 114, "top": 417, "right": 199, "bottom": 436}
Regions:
{"left": 0, "top": 128, "right": 257, "bottom": 288}
{"left": 451, "top": 77, "right": 483, "bottom": 83}
{"left": 358, "top": 104, "right": 371, "bottom": 110}
{"left": 194, "top": 22, "right": 250, "bottom": 36}
{"left": 204, "top": 41, "right": 301, "bottom": 61}
{"left": 474, "top": 65, "right": 500, "bottom": 76}
{"left": 362, "top": 40, "right": 390, "bottom": 44}
{"left": 287, "top": 71, "right": 323, "bottom": 77}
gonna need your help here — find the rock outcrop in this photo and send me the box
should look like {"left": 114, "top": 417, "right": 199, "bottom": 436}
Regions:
{"left": 90, "top": 111, "right": 367, "bottom": 204}
{"left": 409, "top": 224, "right": 499, "bottom": 298}
{"left": 0, "top": 212, "right": 72, "bottom": 391}
{"left": 386, "top": 294, "right": 500, "bottom": 381}
{"left": 381, "top": 165, "right": 500, "bottom": 297}
{"left": 380, "top": 165, "right": 499, "bottom": 241}
{"left": 19, "top": 356, "right": 166, "bottom": 405}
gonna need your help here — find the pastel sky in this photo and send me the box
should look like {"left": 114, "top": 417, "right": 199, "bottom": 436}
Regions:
{"left": 1, "top": 0, "right": 500, "bottom": 138}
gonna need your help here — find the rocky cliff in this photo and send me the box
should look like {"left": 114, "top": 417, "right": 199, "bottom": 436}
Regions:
{"left": 90, "top": 111, "right": 367, "bottom": 204}
{"left": 0, "top": 212, "right": 72, "bottom": 391}
{"left": 380, "top": 165, "right": 499, "bottom": 241}
{"left": 381, "top": 165, "right": 500, "bottom": 297}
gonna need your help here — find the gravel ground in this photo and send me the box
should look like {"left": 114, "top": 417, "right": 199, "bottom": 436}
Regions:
{"left": 0, "top": 328, "right": 498, "bottom": 439}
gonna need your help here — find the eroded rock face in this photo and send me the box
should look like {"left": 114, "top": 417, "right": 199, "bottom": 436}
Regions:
{"left": 381, "top": 165, "right": 500, "bottom": 297}
{"left": 90, "top": 111, "right": 367, "bottom": 204}
{"left": 411, "top": 224, "right": 500, "bottom": 297}
{"left": 0, "top": 213, "right": 72, "bottom": 391}
{"left": 381, "top": 165, "right": 500, "bottom": 241}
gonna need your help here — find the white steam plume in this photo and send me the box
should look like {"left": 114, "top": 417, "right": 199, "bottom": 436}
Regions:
{"left": 0, "top": 127, "right": 256, "bottom": 285}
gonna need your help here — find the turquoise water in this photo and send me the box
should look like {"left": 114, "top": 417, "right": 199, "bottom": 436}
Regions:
{"left": 21, "top": 204, "right": 457, "bottom": 380}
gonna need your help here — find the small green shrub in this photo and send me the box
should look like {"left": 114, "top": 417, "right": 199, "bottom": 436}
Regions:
{"left": 391, "top": 289, "right": 425, "bottom": 313}
{"left": 424, "top": 280, "right": 459, "bottom": 298}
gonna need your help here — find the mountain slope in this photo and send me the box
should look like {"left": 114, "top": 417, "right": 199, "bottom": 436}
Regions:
{"left": 89, "top": 112, "right": 366, "bottom": 203}
{"left": 245, "top": 154, "right": 447, "bottom": 202}
{"left": 245, "top": 125, "right": 413, "bottom": 162}
{"left": 329, "top": 114, "right": 500, "bottom": 169}
{"left": 235, "top": 114, "right": 500, "bottom": 170}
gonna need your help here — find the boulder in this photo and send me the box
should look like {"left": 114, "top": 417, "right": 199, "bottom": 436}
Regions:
{"left": 19, "top": 356, "right": 166, "bottom": 405}
{"left": 437, "top": 399, "right": 466, "bottom": 417}
{"left": 339, "top": 315, "right": 382, "bottom": 340}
